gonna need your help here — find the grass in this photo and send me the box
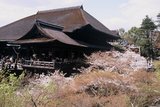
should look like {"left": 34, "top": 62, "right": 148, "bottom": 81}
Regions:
{"left": 154, "top": 60, "right": 160, "bottom": 72}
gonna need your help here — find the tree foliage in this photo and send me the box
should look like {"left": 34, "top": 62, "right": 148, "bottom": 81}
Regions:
{"left": 157, "top": 13, "right": 160, "bottom": 30}
{"left": 122, "top": 27, "right": 144, "bottom": 45}
{"left": 141, "top": 15, "right": 157, "bottom": 32}
{"left": 123, "top": 15, "right": 157, "bottom": 58}
{"left": 140, "top": 16, "right": 157, "bottom": 58}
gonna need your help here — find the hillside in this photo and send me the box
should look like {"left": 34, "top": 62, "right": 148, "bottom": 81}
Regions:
{"left": 0, "top": 50, "right": 160, "bottom": 107}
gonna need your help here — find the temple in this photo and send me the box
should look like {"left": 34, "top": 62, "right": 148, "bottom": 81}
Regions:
{"left": 0, "top": 6, "right": 119, "bottom": 74}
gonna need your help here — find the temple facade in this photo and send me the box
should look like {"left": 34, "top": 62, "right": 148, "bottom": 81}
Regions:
{"left": 0, "top": 6, "right": 119, "bottom": 74}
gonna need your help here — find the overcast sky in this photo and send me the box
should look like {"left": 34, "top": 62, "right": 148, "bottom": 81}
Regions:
{"left": 0, "top": 0, "right": 159, "bottom": 31}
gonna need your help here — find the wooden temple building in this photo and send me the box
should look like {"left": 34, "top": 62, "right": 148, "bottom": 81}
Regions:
{"left": 0, "top": 6, "right": 119, "bottom": 74}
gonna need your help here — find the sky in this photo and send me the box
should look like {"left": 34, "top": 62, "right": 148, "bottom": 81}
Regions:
{"left": 0, "top": 0, "right": 159, "bottom": 31}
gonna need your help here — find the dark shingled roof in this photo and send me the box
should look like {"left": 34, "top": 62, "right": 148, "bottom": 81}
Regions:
{"left": 0, "top": 15, "right": 35, "bottom": 41}
{"left": 12, "top": 22, "right": 112, "bottom": 49}
{"left": 36, "top": 6, "right": 87, "bottom": 32}
{"left": 0, "top": 6, "right": 118, "bottom": 42}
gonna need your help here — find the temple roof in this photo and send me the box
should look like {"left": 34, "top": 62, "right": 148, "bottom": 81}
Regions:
{"left": 0, "top": 6, "right": 119, "bottom": 42}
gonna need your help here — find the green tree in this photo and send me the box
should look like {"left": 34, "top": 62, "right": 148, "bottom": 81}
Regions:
{"left": 137, "top": 37, "right": 153, "bottom": 57}
{"left": 122, "top": 27, "right": 144, "bottom": 45}
{"left": 157, "top": 13, "right": 160, "bottom": 30}
{"left": 122, "top": 15, "right": 157, "bottom": 58}
{"left": 140, "top": 15, "right": 157, "bottom": 58}
{"left": 141, "top": 15, "right": 157, "bottom": 37}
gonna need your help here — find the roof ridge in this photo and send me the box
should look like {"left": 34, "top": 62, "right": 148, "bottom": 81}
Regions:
{"left": 79, "top": 9, "right": 89, "bottom": 25}
{"left": 38, "top": 6, "right": 83, "bottom": 14}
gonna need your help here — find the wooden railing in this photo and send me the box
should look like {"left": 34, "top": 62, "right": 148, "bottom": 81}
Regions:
{"left": 22, "top": 60, "right": 55, "bottom": 70}
{"left": 0, "top": 58, "right": 85, "bottom": 70}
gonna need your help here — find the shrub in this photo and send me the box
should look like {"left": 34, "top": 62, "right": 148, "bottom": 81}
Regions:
{"left": 0, "top": 71, "right": 25, "bottom": 107}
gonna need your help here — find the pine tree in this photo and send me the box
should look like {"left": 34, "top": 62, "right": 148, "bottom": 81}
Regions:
{"left": 157, "top": 13, "right": 160, "bottom": 30}
{"left": 141, "top": 15, "right": 157, "bottom": 37}
{"left": 141, "top": 15, "right": 157, "bottom": 31}
{"left": 140, "top": 15, "right": 157, "bottom": 58}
